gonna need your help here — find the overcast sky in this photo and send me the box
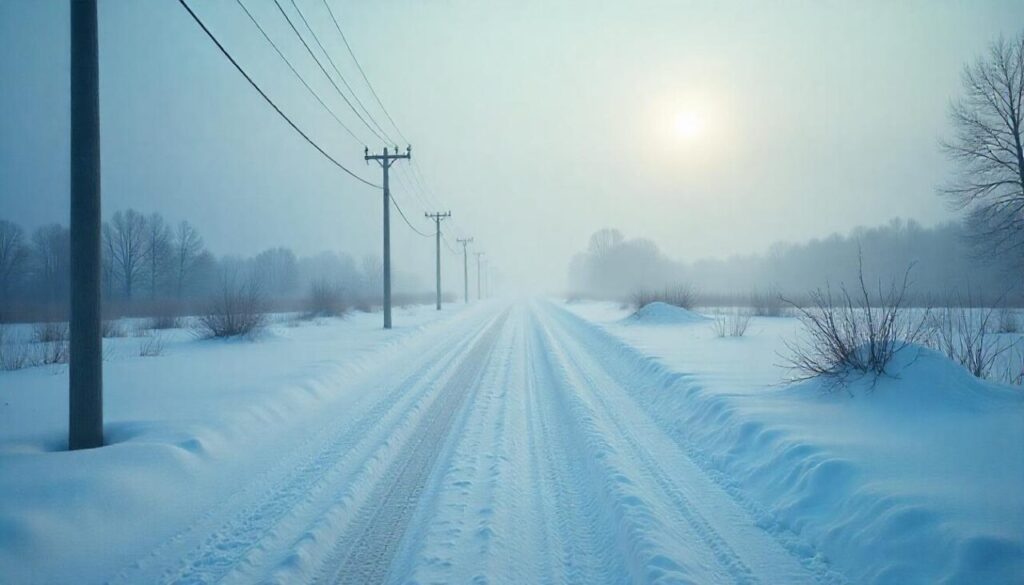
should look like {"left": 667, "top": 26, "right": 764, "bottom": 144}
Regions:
{"left": 1, "top": 0, "right": 1022, "bottom": 292}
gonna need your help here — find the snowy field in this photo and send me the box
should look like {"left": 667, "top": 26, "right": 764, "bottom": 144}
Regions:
{"left": 0, "top": 299, "right": 1022, "bottom": 584}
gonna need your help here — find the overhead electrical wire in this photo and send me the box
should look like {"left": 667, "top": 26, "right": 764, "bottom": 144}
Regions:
{"left": 441, "top": 233, "right": 459, "bottom": 254}
{"left": 178, "top": 0, "right": 380, "bottom": 188}
{"left": 320, "top": 0, "right": 410, "bottom": 145}
{"left": 389, "top": 193, "right": 433, "bottom": 238}
{"left": 183, "top": 0, "right": 457, "bottom": 242}
{"left": 271, "top": 0, "right": 388, "bottom": 144}
{"left": 234, "top": 0, "right": 364, "bottom": 146}
{"left": 286, "top": 0, "right": 396, "bottom": 145}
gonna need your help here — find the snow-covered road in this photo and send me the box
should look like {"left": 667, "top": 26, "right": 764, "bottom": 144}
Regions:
{"left": 5, "top": 299, "right": 1020, "bottom": 584}
{"left": 102, "top": 301, "right": 835, "bottom": 584}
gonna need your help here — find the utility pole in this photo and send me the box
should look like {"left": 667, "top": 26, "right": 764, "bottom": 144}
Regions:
{"left": 475, "top": 252, "right": 485, "bottom": 301}
{"left": 69, "top": 0, "right": 103, "bottom": 450}
{"left": 457, "top": 237, "right": 473, "bottom": 303}
{"left": 425, "top": 211, "right": 451, "bottom": 310}
{"left": 365, "top": 145, "right": 410, "bottom": 329}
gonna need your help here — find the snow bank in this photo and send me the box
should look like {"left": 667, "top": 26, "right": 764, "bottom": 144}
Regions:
{"left": 626, "top": 302, "right": 707, "bottom": 325}
{"left": 553, "top": 303, "right": 1024, "bottom": 585}
{"left": 0, "top": 306, "right": 475, "bottom": 584}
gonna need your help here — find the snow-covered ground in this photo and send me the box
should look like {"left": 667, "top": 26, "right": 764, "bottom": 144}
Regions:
{"left": 564, "top": 300, "right": 1024, "bottom": 584}
{"left": 1, "top": 299, "right": 1022, "bottom": 584}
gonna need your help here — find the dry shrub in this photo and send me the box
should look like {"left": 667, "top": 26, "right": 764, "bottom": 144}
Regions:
{"left": 38, "top": 340, "right": 69, "bottom": 365}
{"left": 783, "top": 259, "right": 927, "bottom": 389}
{"left": 32, "top": 321, "right": 68, "bottom": 343}
{"left": 307, "top": 279, "right": 349, "bottom": 318}
{"left": 712, "top": 309, "right": 752, "bottom": 337}
{"left": 101, "top": 319, "right": 128, "bottom": 338}
{"left": 194, "top": 273, "right": 266, "bottom": 339}
{"left": 926, "top": 302, "right": 1017, "bottom": 381}
{"left": 997, "top": 308, "right": 1020, "bottom": 333}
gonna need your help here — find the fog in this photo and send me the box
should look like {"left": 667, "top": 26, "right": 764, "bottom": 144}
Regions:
{"left": 2, "top": 0, "right": 1022, "bottom": 296}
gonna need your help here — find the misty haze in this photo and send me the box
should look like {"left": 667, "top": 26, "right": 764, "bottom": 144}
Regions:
{"left": 1, "top": 1, "right": 1022, "bottom": 584}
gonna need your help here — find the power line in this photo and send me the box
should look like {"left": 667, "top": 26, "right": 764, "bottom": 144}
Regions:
{"left": 234, "top": 0, "right": 363, "bottom": 146}
{"left": 441, "top": 232, "right": 459, "bottom": 254}
{"left": 321, "top": 0, "right": 409, "bottom": 145}
{"left": 179, "top": 0, "right": 380, "bottom": 188}
{"left": 286, "top": 0, "right": 395, "bottom": 144}
{"left": 271, "top": 0, "right": 387, "bottom": 144}
{"left": 391, "top": 193, "right": 433, "bottom": 237}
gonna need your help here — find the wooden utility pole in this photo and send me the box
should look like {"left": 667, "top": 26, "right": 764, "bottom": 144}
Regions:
{"left": 425, "top": 211, "right": 451, "bottom": 310}
{"left": 457, "top": 237, "right": 472, "bottom": 303}
{"left": 365, "top": 146, "right": 410, "bottom": 329}
{"left": 475, "top": 252, "right": 485, "bottom": 301}
{"left": 69, "top": 0, "right": 103, "bottom": 450}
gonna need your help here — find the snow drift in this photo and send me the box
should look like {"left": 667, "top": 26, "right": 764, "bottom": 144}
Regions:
{"left": 626, "top": 302, "right": 707, "bottom": 325}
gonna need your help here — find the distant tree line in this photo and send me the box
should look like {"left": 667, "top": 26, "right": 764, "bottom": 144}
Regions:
{"left": 568, "top": 219, "right": 1021, "bottom": 305}
{"left": 0, "top": 209, "right": 422, "bottom": 322}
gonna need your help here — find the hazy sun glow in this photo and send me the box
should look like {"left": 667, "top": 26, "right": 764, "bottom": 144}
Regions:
{"left": 673, "top": 110, "right": 705, "bottom": 140}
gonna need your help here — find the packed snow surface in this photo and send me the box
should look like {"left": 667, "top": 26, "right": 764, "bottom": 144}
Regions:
{"left": 1, "top": 300, "right": 1021, "bottom": 584}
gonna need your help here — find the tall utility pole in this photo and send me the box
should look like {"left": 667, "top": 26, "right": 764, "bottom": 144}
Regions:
{"left": 456, "top": 237, "right": 473, "bottom": 303}
{"left": 475, "top": 251, "right": 485, "bottom": 301}
{"left": 69, "top": 0, "right": 103, "bottom": 451}
{"left": 365, "top": 145, "right": 410, "bottom": 329}
{"left": 425, "top": 211, "right": 451, "bottom": 310}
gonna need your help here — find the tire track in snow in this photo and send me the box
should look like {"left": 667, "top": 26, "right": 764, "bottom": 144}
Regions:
{"left": 537, "top": 308, "right": 760, "bottom": 584}
{"left": 539, "top": 301, "right": 840, "bottom": 584}
{"left": 113, "top": 309, "right": 502, "bottom": 585}
{"left": 395, "top": 305, "right": 524, "bottom": 584}
{"left": 529, "top": 309, "right": 721, "bottom": 584}
{"left": 321, "top": 310, "right": 510, "bottom": 585}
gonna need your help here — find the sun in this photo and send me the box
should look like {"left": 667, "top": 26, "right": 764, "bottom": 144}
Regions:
{"left": 673, "top": 110, "right": 705, "bottom": 140}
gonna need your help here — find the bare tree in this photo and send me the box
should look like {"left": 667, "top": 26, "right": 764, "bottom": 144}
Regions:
{"left": 144, "top": 212, "right": 173, "bottom": 299}
{"left": 172, "top": 220, "right": 204, "bottom": 298}
{"left": 103, "top": 209, "right": 149, "bottom": 300}
{"left": 253, "top": 247, "right": 298, "bottom": 300}
{"left": 941, "top": 33, "right": 1024, "bottom": 269}
{"left": 30, "top": 224, "right": 71, "bottom": 305}
{"left": 0, "top": 219, "right": 29, "bottom": 302}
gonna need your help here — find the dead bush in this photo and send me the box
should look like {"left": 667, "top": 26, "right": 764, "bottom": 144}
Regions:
{"left": 38, "top": 340, "right": 69, "bottom": 365}
{"left": 997, "top": 308, "right": 1020, "bottom": 333}
{"left": 712, "top": 309, "right": 752, "bottom": 337}
{"left": 307, "top": 279, "right": 349, "bottom": 318}
{"left": 783, "top": 258, "right": 927, "bottom": 389}
{"left": 101, "top": 319, "right": 128, "bottom": 338}
{"left": 32, "top": 321, "right": 68, "bottom": 343}
{"left": 194, "top": 273, "right": 267, "bottom": 339}
{"left": 926, "top": 302, "right": 1017, "bottom": 381}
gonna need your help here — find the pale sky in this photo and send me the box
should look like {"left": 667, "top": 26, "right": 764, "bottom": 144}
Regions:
{"left": 2, "top": 0, "right": 1022, "bottom": 292}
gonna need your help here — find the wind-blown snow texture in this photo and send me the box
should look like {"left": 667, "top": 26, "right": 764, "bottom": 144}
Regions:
{"left": 1, "top": 300, "right": 1021, "bottom": 584}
